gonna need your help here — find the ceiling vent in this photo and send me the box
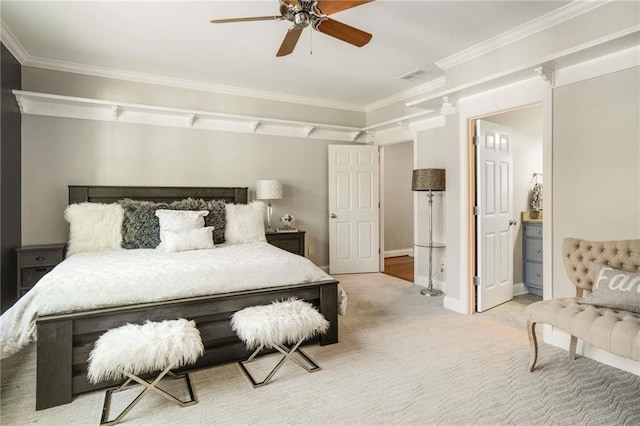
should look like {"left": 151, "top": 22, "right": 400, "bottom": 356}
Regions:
{"left": 397, "top": 68, "right": 430, "bottom": 82}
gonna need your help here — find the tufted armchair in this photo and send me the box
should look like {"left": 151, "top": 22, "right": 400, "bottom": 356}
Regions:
{"left": 525, "top": 238, "right": 640, "bottom": 371}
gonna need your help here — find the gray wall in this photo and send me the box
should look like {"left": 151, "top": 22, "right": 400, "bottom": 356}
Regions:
{"left": 552, "top": 66, "right": 640, "bottom": 297}
{"left": 486, "top": 105, "right": 543, "bottom": 288}
{"left": 1, "top": 43, "right": 22, "bottom": 312}
{"left": 383, "top": 141, "right": 413, "bottom": 253}
{"left": 20, "top": 68, "right": 363, "bottom": 268}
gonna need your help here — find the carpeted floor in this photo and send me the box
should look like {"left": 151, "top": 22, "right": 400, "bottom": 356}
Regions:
{"left": 475, "top": 293, "right": 542, "bottom": 331}
{"left": 2, "top": 273, "right": 639, "bottom": 425}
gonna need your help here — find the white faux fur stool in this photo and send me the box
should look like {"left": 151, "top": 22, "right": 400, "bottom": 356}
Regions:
{"left": 88, "top": 319, "right": 204, "bottom": 426}
{"left": 230, "top": 298, "right": 330, "bottom": 388}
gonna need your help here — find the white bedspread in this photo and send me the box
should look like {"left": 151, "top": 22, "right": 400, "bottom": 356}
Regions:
{"left": 0, "top": 242, "right": 344, "bottom": 359}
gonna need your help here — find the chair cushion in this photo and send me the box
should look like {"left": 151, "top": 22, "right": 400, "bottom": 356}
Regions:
{"left": 526, "top": 298, "right": 640, "bottom": 361}
{"left": 231, "top": 299, "right": 329, "bottom": 349}
{"left": 87, "top": 319, "right": 204, "bottom": 383}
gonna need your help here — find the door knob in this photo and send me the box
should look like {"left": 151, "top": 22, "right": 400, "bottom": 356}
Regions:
{"left": 509, "top": 220, "right": 517, "bottom": 226}
{"left": 330, "top": 213, "right": 337, "bottom": 219}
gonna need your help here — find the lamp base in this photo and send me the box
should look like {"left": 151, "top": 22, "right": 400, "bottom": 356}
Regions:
{"left": 420, "top": 287, "right": 444, "bottom": 297}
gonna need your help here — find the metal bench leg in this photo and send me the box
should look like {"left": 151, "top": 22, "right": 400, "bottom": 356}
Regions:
{"left": 238, "top": 340, "right": 322, "bottom": 388}
{"left": 99, "top": 366, "right": 197, "bottom": 426}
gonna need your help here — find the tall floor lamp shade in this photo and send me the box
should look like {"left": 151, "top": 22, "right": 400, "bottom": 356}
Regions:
{"left": 412, "top": 169, "right": 446, "bottom": 297}
{"left": 256, "top": 180, "right": 283, "bottom": 232}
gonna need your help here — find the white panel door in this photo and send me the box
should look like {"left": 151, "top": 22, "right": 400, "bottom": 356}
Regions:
{"left": 329, "top": 145, "right": 379, "bottom": 274}
{"left": 476, "top": 120, "right": 514, "bottom": 312}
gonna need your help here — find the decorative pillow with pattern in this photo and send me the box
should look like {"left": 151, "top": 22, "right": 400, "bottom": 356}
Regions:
{"left": 169, "top": 198, "right": 227, "bottom": 244}
{"left": 118, "top": 199, "right": 169, "bottom": 249}
{"left": 583, "top": 263, "right": 640, "bottom": 313}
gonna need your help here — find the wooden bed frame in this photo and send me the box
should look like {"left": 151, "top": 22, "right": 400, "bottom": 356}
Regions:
{"left": 35, "top": 186, "right": 339, "bottom": 410}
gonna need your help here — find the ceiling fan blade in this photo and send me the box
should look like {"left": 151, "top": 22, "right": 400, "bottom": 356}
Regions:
{"left": 315, "top": 18, "right": 372, "bottom": 47}
{"left": 276, "top": 26, "right": 304, "bottom": 57}
{"left": 210, "top": 16, "right": 283, "bottom": 24}
{"left": 316, "top": 1, "right": 374, "bottom": 15}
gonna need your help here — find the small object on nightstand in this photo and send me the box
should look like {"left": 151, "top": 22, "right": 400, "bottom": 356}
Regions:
{"left": 276, "top": 227, "right": 298, "bottom": 233}
{"left": 16, "top": 243, "right": 65, "bottom": 298}
{"left": 266, "top": 231, "right": 305, "bottom": 256}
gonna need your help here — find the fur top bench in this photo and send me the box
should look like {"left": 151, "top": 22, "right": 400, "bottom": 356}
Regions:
{"left": 526, "top": 238, "right": 640, "bottom": 371}
{"left": 231, "top": 298, "right": 329, "bottom": 350}
{"left": 87, "top": 318, "right": 204, "bottom": 383}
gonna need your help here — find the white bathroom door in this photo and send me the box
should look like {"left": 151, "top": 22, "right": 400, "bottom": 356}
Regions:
{"left": 328, "top": 145, "right": 380, "bottom": 274}
{"left": 476, "top": 120, "right": 514, "bottom": 312}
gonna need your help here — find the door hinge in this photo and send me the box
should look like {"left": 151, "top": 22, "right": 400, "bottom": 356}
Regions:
{"left": 473, "top": 206, "right": 480, "bottom": 216}
{"left": 378, "top": 248, "right": 381, "bottom": 254}
{"left": 474, "top": 276, "right": 480, "bottom": 286}
{"left": 473, "top": 135, "right": 479, "bottom": 146}
{"left": 378, "top": 202, "right": 380, "bottom": 208}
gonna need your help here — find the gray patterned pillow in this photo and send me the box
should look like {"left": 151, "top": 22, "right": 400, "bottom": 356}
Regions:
{"left": 118, "top": 199, "right": 169, "bottom": 249}
{"left": 169, "top": 198, "right": 226, "bottom": 244}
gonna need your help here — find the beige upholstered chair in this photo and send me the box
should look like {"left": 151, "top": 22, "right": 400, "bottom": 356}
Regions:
{"left": 526, "top": 238, "right": 640, "bottom": 371}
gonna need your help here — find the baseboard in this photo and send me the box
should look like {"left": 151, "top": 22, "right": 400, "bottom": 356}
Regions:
{"left": 545, "top": 327, "right": 640, "bottom": 375}
{"left": 414, "top": 273, "right": 427, "bottom": 286}
{"left": 318, "top": 265, "right": 329, "bottom": 273}
{"left": 384, "top": 248, "right": 414, "bottom": 258}
{"left": 513, "top": 282, "right": 528, "bottom": 296}
{"left": 443, "top": 296, "right": 467, "bottom": 314}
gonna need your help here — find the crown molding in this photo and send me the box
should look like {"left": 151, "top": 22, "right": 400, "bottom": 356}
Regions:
{"left": 0, "top": 20, "right": 28, "bottom": 63}
{"left": 364, "top": 77, "right": 446, "bottom": 112}
{"left": 19, "top": 55, "right": 367, "bottom": 112}
{"left": 14, "top": 90, "right": 373, "bottom": 142}
{"left": 435, "top": 0, "right": 611, "bottom": 71}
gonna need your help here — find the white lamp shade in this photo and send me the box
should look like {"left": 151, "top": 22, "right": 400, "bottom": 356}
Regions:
{"left": 256, "top": 180, "right": 283, "bottom": 200}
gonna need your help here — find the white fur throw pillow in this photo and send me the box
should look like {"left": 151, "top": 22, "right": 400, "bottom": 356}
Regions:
{"left": 155, "top": 209, "right": 208, "bottom": 249}
{"left": 160, "top": 227, "right": 215, "bottom": 252}
{"left": 64, "top": 203, "right": 124, "bottom": 257}
{"left": 225, "top": 201, "right": 267, "bottom": 244}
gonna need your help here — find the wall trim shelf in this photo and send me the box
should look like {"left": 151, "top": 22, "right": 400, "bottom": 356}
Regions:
{"left": 13, "top": 90, "right": 370, "bottom": 143}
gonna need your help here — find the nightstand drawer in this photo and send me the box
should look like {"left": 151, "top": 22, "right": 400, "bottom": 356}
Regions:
{"left": 270, "top": 238, "right": 301, "bottom": 254}
{"left": 265, "top": 231, "right": 305, "bottom": 256}
{"left": 16, "top": 244, "right": 66, "bottom": 300}
{"left": 19, "top": 250, "right": 64, "bottom": 268}
{"left": 21, "top": 266, "right": 55, "bottom": 290}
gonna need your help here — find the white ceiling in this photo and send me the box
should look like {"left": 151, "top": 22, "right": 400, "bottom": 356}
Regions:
{"left": 2, "top": 1, "right": 570, "bottom": 107}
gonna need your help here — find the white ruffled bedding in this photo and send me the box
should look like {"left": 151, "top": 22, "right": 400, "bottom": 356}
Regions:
{"left": 0, "top": 242, "right": 345, "bottom": 359}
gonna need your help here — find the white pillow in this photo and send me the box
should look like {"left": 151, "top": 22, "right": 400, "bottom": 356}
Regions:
{"left": 161, "top": 227, "right": 215, "bottom": 252}
{"left": 155, "top": 209, "right": 208, "bottom": 249}
{"left": 64, "top": 202, "right": 124, "bottom": 257}
{"left": 225, "top": 201, "right": 267, "bottom": 244}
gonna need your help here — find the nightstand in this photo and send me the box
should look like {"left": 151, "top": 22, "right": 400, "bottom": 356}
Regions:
{"left": 266, "top": 231, "right": 305, "bottom": 256}
{"left": 16, "top": 244, "right": 65, "bottom": 298}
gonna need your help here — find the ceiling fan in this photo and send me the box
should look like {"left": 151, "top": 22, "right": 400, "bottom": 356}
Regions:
{"left": 210, "top": 1, "right": 374, "bottom": 57}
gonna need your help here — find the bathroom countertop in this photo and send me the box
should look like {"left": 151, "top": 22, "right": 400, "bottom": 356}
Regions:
{"left": 521, "top": 211, "right": 543, "bottom": 223}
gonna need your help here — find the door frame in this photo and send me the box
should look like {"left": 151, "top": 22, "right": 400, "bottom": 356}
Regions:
{"left": 377, "top": 139, "right": 414, "bottom": 272}
{"left": 466, "top": 93, "right": 551, "bottom": 313}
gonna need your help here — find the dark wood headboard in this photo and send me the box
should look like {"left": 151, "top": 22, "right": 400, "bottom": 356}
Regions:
{"left": 68, "top": 186, "right": 248, "bottom": 205}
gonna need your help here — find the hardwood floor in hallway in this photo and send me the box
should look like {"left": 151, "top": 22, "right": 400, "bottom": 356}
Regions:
{"left": 382, "top": 255, "right": 414, "bottom": 283}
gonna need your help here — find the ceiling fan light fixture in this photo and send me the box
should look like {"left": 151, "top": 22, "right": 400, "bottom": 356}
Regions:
{"left": 293, "top": 11, "right": 311, "bottom": 27}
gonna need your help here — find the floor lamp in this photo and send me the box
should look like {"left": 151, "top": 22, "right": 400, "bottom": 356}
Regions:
{"left": 412, "top": 169, "right": 446, "bottom": 297}
{"left": 256, "top": 179, "right": 283, "bottom": 232}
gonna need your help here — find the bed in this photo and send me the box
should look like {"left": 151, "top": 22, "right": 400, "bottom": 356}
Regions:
{"left": 24, "top": 186, "right": 339, "bottom": 410}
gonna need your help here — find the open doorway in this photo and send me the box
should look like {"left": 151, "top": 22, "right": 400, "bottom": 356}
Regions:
{"left": 472, "top": 104, "right": 543, "bottom": 330}
{"left": 380, "top": 141, "right": 415, "bottom": 282}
